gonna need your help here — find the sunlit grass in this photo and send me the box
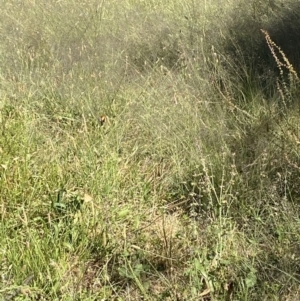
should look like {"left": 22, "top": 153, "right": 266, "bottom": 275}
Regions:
{"left": 1, "top": 0, "right": 300, "bottom": 300}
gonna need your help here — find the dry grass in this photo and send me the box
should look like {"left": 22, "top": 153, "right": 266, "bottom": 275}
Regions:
{"left": 1, "top": 0, "right": 300, "bottom": 300}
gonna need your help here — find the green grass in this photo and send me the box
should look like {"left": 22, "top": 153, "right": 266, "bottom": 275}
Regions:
{"left": 1, "top": 0, "right": 300, "bottom": 300}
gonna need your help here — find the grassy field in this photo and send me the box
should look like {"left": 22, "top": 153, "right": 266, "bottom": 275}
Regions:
{"left": 1, "top": 0, "right": 300, "bottom": 300}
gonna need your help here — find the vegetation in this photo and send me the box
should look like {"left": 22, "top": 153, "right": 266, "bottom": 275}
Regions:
{"left": 1, "top": 0, "right": 300, "bottom": 300}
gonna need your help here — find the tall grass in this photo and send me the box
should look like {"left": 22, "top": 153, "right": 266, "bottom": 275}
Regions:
{"left": 1, "top": 0, "right": 300, "bottom": 300}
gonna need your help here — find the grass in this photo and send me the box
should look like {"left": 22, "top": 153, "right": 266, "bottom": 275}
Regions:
{"left": 1, "top": 0, "right": 300, "bottom": 300}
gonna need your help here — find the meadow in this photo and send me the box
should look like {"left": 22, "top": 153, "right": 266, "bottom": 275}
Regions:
{"left": 1, "top": 0, "right": 300, "bottom": 300}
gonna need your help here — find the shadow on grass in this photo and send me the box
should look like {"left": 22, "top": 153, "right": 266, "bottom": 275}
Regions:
{"left": 223, "top": 1, "right": 300, "bottom": 100}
